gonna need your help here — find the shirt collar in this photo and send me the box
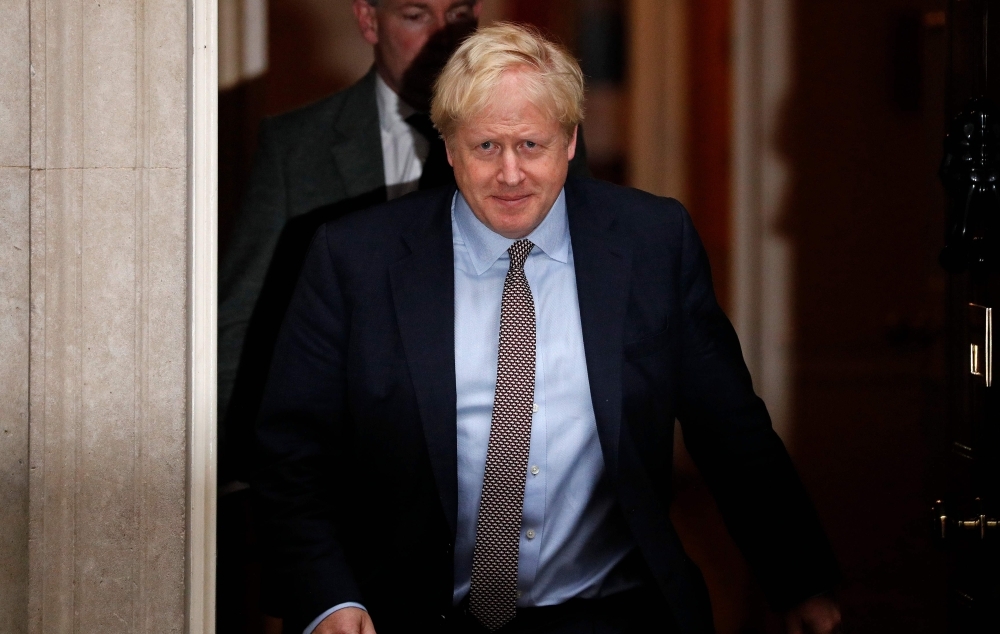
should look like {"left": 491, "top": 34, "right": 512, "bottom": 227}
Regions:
{"left": 375, "top": 72, "right": 416, "bottom": 134}
{"left": 453, "top": 188, "right": 570, "bottom": 276}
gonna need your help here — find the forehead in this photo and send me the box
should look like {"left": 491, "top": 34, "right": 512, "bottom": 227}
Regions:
{"left": 460, "top": 72, "right": 560, "bottom": 132}
{"left": 464, "top": 101, "right": 556, "bottom": 134}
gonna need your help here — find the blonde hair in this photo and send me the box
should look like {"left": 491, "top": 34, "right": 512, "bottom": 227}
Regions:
{"left": 430, "top": 22, "right": 585, "bottom": 139}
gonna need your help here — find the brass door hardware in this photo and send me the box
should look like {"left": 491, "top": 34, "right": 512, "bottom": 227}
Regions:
{"left": 934, "top": 499, "right": 1000, "bottom": 541}
{"left": 968, "top": 304, "right": 992, "bottom": 387}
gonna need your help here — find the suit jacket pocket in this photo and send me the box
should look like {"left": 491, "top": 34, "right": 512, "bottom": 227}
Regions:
{"left": 624, "top": 325, "right": 671, "bottom": 360}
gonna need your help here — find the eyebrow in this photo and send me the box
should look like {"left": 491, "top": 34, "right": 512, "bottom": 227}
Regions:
{"left": 396, "top": 0, "right": 474, "bottom": 10}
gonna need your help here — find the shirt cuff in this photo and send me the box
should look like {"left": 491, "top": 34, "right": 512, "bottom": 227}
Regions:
{"left": 302, "top": 602, "right": 368, "bottom": 634}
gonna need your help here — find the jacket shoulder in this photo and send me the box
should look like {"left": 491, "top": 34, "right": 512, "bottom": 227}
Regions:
{"left": 259, "top": 73, "right": 375, "bottom": 143}
{"left": 567, "top": 176, "right": 689, "bottom": 234}
{"left": 318, "top": 187, "right": 454, "bottom": 260}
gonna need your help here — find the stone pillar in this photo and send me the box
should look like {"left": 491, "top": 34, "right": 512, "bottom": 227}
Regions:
{"left": 0, "top": 0, "right": 31, "bottom": 631}
{"left": 0, "top": 0, "right": 214, "bottom": 630}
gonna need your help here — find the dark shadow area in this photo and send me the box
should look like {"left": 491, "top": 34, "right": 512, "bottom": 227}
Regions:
{"left": 220, "top": 77, "right": 268, "bottom": 258}
{"left": 220, "top": 187, "right": 389, "bottom": 484}
{"left": 780, "top": 1, "right": 950, "bottom": 631}
{"left": 216, "top": 188, "right": 388, "bottom": 634}
{"left": 218, "top": 489, "right": 267, "bottom": 634}
{"left": 399, "top": 19, "right": 478, "bottom": 112}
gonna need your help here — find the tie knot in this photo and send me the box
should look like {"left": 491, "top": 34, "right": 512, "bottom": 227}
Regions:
{"left": 508, "top": 239, "right": 534, "bottom": 271}
{"left": 405, "top": 112, "right": 439, "bottom": 142}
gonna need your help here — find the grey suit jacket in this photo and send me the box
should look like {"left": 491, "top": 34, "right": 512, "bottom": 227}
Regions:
{"left": 218, "top": 67, "right": 590, "bottom": 481}
{"left": 218, "top": 70, "right": 383, "bottom": 466}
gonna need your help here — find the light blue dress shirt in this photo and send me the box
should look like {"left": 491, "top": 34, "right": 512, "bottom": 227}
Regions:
{"left": 305, "top": 189, "right": 636, "bottom": 633}
{"left": 452, "top": 189, "right": 636, "bottom": 607}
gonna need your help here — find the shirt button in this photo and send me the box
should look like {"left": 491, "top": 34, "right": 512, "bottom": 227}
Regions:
{"left": 532, "top": 403, "right": 539, "bottom": 413}
{"left": 526, "top": 529, "right": 536, "bottom": 539}
{"left": 530, "top": 465, "right": 540, "bottom": 475}
{"left": 515, "top": 591, "right": 522, "bottom": 599}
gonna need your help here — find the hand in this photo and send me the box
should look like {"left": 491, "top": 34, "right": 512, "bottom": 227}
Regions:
{"left": 314, "top": 607, "right": 377, "bottom": 634}
{"left": 785, "top": 595, "right": 842, "bottom": 634}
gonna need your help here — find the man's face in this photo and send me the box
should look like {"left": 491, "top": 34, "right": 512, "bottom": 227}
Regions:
{"left": 354, "top": 0, "right": 480, "bottom": 110}
{"left": 446, "top": 71, "right": 578, "bottom": 239}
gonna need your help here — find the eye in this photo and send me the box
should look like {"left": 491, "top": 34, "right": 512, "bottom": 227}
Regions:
{"left": 446, "top": 5, "right": 475, "bottom": 22}
{"left": 524, "top": 141, "right": 537, "bottom": 149}
{"left": 480, "top": 141, "right": 494, "bottom": 150}
{"left": 401, "top": 9, "right": 427, "bottom": 22}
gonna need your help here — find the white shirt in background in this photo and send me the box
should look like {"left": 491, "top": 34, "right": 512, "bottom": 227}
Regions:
{"left": 375, "top": 73, "right": 429, "bottom": 200}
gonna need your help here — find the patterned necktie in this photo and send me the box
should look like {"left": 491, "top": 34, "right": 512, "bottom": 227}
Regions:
{"left": 469, "top": 239, "right": 536, "bottom": 631}
{"left": 405, "top": 112, "right": 456, "bottom": 189}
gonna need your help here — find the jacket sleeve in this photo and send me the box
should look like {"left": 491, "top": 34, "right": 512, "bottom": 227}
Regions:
{"left": 672, "top": 206, "right": 841, "bottom": 611}
{"left": 254, "top": 224, "right": 364, "bottom": 632}
{"left": 218, "top": 119, "right": 288, "bottom": 430}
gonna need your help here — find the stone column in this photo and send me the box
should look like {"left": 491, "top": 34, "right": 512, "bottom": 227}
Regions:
{"left": 0, "top": 0, "right": 213, "bottom": 630}
{"left": 0, "top": 0, "right": 31, "bottom": 631}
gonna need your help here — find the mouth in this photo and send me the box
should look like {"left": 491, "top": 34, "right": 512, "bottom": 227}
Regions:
{"left": 490, "top": 193, "right": 533, "bottom": 207}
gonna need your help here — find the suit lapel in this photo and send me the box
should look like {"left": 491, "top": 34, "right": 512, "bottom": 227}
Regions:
{"left": 389, "top": 192, "right": 459, "bottom": 532}
{"left": 566, "top": 179, "right": 632, "bottom": 480}
{"left": 330, "top": 68, "right": 386, "bottom": 198}
{"left": 385, "top": 180, "right": 631, "bottom": 531}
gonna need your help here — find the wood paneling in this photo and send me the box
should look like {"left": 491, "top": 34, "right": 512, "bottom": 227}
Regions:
{"left": 686, "top": 0, "right": 732, "bottom": 308}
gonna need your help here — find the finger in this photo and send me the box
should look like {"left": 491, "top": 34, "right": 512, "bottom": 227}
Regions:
{"left": 360, "top": 613, "right": 377, "bottom": 634}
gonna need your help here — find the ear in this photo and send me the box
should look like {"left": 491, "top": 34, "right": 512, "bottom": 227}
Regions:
{"left": 446, "top": 142, "right": 454, "bottom": 167}
{"left": 353, "top": 0, "right": 379, "bottom": 46}
{"left": 473, "top": 1, "right": 483, "bottom": 20}
{"left": 566, "top": 125, "right": 578, "bottom": 162}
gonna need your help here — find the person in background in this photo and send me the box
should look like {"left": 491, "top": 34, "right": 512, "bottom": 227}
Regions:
{"left": 255, "top": 22, "right": 841, "bottom": 634}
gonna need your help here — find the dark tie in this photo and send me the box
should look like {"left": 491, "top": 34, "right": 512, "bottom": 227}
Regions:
{"left": 405, "top": 111, "right": 456, "bottom": 189}
{"left": 469, "top": 240, "right": 536, "bottom": 632}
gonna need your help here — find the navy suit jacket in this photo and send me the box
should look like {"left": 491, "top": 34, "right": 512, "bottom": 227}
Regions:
{"left": 254, "top": 176, "right": 840, "bottom": 634}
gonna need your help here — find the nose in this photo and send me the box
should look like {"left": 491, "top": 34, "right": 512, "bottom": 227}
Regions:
{"left": 431, "top": 9, "right": 448, "bottom": 32}
{"left": 497, "top": 149, "right": 524, "bottom": 187}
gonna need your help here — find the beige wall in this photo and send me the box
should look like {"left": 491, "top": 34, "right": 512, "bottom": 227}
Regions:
{"left": 0, "top": 0, "right": 31, "bottom": 631}
{"left": 1, "top": 0, "right": 198, "bottom": 630}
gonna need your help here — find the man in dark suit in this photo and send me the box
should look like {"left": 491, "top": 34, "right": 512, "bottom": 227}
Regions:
{"left": 255, "top": 23, "right": 842, "bottom": 634}
{"left": 221, "top": 4, "right": 591, "bottom": 630}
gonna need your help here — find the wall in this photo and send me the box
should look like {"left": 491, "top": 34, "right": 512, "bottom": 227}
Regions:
{"left": 0, "top": 0, "right": 31, "bottom": 630}
{"left": 0, "top": 0, "right": 200, "bottom": 630}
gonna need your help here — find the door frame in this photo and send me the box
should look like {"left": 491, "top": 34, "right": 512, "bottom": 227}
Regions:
{"left": 188, "top": 0, "right": 219, "bottom": 630}
{"left": 731, "top": 0, "right": 795, "bottom": 441}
